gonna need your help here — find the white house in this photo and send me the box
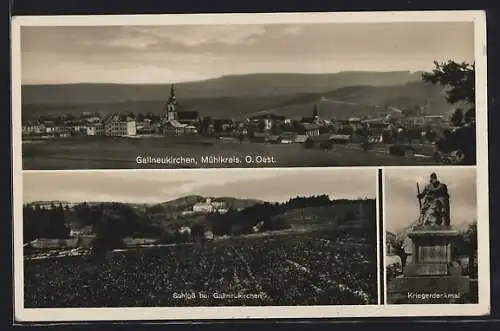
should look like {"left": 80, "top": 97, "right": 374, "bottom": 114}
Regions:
{"left": 164, "top": 120, "right": 198, "bottom": 135}
{"left": 104, "top": 116, "right": 137, "bottom": 136}
{"left": 86, "top": 124, "right": 104, "bottom": 136}
{"left": 122, "top": 237, "right": 159, "bottom": 246}
{"left": 192, "top": 202, "right": 214, "bottom": 213}
{"left": 263, "top": 118, "right": 273, "bottom": 131}
{"left": 178, "top": 226, "right": 192, "bottom": 237}
{"left": 204, "top": 231, "right": 214, "bottom": 240}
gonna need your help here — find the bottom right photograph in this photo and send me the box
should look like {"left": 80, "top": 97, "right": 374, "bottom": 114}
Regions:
{"left": 384, "top": 167, "right": 478, "bottom": 304}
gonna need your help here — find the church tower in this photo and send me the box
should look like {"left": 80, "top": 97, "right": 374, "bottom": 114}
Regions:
{"left": 166, "top": 84, "right": 178, "bottom": 121}
{"left": 312, "top": 104, "right": 319, "bottom": 118}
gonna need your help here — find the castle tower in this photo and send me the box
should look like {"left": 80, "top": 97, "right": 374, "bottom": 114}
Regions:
{"left": 166, "top": 84, "right": 178, "bottom": 121}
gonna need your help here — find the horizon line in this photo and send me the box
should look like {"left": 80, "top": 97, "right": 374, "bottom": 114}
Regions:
{"left": 23, "top": 195, "right": 376, "bottom": 205}
{"left": 20, "top": 69, "right": 426, "bottom": 86}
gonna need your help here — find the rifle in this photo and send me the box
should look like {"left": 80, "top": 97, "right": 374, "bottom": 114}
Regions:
{"left": 416, "top": 182, "right": 422, "bottom": 210}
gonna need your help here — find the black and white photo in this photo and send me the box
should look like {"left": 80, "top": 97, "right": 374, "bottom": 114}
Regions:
{"left": 22, "top": 168, "right": 378, "bottom": 308}
{"left": 384, "top": 167, "right": 479, "bottom": 304}
{"left": 17, "top": 16, "right": 479, "bottom": 169}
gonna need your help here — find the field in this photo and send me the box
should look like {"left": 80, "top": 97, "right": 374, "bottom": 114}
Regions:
{"left": 22, "top": 136, "right": 438, "bottom": 170}
{"left": 24, "top": 230, "right": 378, "bottom": 307}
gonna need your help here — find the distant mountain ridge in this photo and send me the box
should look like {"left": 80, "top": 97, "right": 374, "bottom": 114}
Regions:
{"left": 26, "top": 196, "right": 264, "bottom": 212}
{"left": 22, "top": 71, "right": 424, "bottom": 104}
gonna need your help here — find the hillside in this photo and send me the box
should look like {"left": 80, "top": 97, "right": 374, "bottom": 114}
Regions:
{"left": 56, "top": 196, "right": 262, "bottom": 232}
{"left": 272, "top": 204, "right": 373, "bottom": 228}
{"left": 22, "top": 81, "right": 451, "bottom": 121}
{"left": 22, "top": 71, "right": 424, "bottom": 104}
{"left": 22, "top": 95, "right": 297, "bottom": 120}
{"left": 265, "top": 82, "right": 451, "bottom": 118}
{"left": 25, "top": 197, "right": 377, "bottom": 243}
{"left": 144, "top": 195, "right": 262, "bottom": 221}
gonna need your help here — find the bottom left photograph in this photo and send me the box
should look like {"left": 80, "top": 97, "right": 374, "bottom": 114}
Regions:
{"left": 19, "top": 168, "right": 379, "bottom": 308}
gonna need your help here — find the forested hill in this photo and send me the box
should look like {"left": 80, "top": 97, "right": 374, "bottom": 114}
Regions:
{"left": 23, "top": 195, "right": 375, "bottom": 243}
{"left": 22, "top": 71, "right": 423, "bottom": 104}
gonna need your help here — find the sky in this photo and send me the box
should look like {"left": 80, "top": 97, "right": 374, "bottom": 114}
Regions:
{"left": 23, "top": 168, "right": 376, "bottom": 204}
{"left": 384, "top": 167, "right": 477, "bottom": 233}
{"left": 20, "top": 22, "right": 475, "bottom": 84}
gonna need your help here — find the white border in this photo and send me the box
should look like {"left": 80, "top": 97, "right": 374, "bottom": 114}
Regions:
{"left": 382, "top": 168, "right": 388, "bottom": 304}
{"left": 11, "top": 10, "right": 490, "bottom": 322}
{"left": 376, "top": 169, "right": 381, "bottom": 305}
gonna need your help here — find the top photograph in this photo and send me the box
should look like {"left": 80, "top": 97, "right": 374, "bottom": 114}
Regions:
{"left": 12, "top": 12, "right": 486, "bottom": 170}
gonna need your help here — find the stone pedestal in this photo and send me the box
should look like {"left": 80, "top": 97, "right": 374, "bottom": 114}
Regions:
{"left": 403, "top": 229, "right": 461, "bottom": 276}
{"left": 387, "top": 227, "right": 470, "bottom": 304}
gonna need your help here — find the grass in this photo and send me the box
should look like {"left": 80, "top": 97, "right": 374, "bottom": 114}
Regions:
{"left": 22, "top": 136, "right": 440, "bottom": 170}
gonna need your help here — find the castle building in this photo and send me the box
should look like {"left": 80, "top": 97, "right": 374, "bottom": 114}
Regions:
{"left": 192, "top": 198, "right": 227, "bottom": 213}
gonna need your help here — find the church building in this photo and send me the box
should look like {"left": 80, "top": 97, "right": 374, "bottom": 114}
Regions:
{"left": 163, "top": 84, "right": 199, "bottom": 135}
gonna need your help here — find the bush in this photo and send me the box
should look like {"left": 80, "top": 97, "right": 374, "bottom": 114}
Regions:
{"left": 319, "top": 140, "right": 334, "bottom": 150}
{"left": 389, "top": 145, "right": 414, "bottom": 157}
{"left": 386, "top": 263, "right": 402, "bottom": 282}
{"left": 303, "top": 138, "right": 315, "bottom": 149}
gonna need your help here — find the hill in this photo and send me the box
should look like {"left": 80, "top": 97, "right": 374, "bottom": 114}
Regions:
{"left": 263, "top": 82, "right": 452, "bottom": 119}
{"left": 25, "top": 196, "right": 376, "bottom": 244}
{"left": 22, "top": 81, "right": 451, "bottom": 121}
{"left": 22, "top": 71, "right": 424, "bottom": 104}
{"left": 272, "top": 204, "right": 374, "bottom": 228}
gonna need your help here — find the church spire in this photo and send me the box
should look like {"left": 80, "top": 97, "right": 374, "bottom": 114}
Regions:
{"left": 166, "top": 83, "right": 178, "bottom": 121}
{"left": 170, "top": 84, "right": 176, "bottom": 100}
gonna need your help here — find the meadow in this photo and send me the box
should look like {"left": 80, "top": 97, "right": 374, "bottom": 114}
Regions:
{"left": 24, "top": 230, "right": 378, "bottom": 307}
{"left": 22, "top": 136, "right": 438, "bottom": 170}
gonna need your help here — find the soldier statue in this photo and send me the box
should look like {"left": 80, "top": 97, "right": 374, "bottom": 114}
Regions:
{"left": 417, "top": 172, "right": 451, "bottom": 227}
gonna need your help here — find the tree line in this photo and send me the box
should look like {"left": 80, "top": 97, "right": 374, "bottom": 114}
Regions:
{"left": 23, "top": 196, "right": 373, "bottom": 248}
{"left": 23, "top": 204, "right": 70, "bottom": 242}
{"left": 208, "top": 195, "right": 373, "bottom": 236}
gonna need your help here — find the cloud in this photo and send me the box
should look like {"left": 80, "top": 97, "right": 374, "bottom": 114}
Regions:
{"left": 75, "top": 25, "right": 268, "bottom": 51}
{"left": 161, "top": 25, "right": 267, "bottom": 47}
{"left": 20, "top": 22, "right": 474, "bottom": 84}
{"left": 23, "top": 169, "right": 376, "bottom": 204}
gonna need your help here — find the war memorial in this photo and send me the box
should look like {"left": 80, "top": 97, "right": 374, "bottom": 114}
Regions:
{"left": 387, "top": 173, "right": 472, "bottom": 304}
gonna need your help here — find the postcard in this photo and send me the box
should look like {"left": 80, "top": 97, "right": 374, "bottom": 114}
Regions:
{"left": 21, "top": 168, "right": 378, "bottom": 309}
{"left": 11, "top": 10, "right": 489, "bottom": 322}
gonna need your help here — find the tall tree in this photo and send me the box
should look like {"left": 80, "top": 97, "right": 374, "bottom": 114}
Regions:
{"left": 23, "top": 205, "right": 35, "bottom": 242}
{"left": 422, "top": 61, "right": 476, "bottom": 164}
{"left": 450, "top": 108, "right": 464, "bottom": 127}
{"left": 191, "top": 223, "right": 206, "bottom": 241}
{"left": 464, "top": 108, "right": 476, "bottom": 125}
{"left": 463, "top": 221, "right": 478, "bottom": 278}
{"left": 421, "top": 60, "right": 475, "bottom": 106}
{"left": 201, "top": 116, "right": 213, "bottom": 135}
{"left": 76, "top": 202, "right": 92, "bottom": 226}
